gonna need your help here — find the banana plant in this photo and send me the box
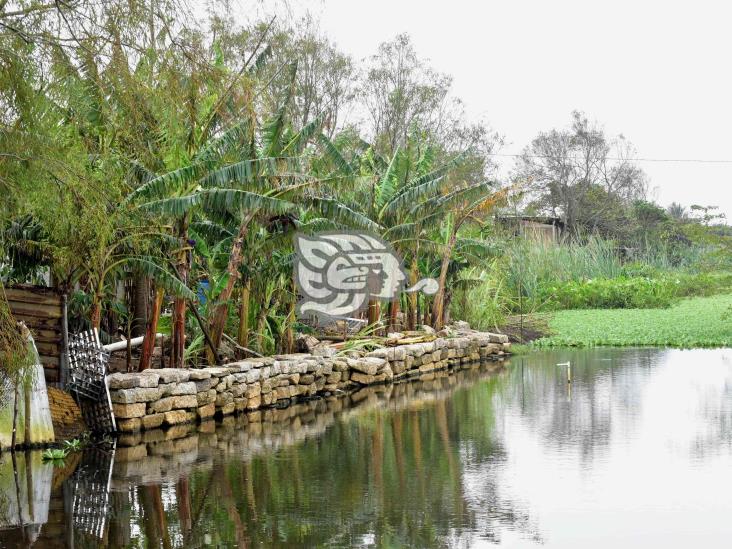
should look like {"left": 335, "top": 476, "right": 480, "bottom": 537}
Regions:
{"left": 411, "top": 182, "right": 512, "bottom": 328}
{"left": 320, "top": 131, "right": 466, "bottom": 329}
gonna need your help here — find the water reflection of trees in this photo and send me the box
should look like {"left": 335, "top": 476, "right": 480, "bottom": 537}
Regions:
{"left": 94, "top": 362, "right": 541, "bottom": 547}
{"left": 495, "top": 348, "right": 661, "bottom": 465}
{"left": 684, "top": 352, "right": 732, "bottom": 460}
{"left": 10, "top": 348, "right": 732, "bottom": 547}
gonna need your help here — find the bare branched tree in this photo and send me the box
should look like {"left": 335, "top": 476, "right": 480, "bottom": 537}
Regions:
{"left": 514, "top": 111, "right": 647, "bottom": 233}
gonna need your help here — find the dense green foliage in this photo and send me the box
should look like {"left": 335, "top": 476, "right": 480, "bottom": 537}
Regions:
{"left": 0, "top": 1, "right": 730, "bottom": 362}
{"left": 537, "top": 272, "right": 732, "bottom": 310}
{"left": 0, "top": 2, "right": 507, "bottom": 362}
{"left": 535, "top": 294, "right": 732, "bottom": 348}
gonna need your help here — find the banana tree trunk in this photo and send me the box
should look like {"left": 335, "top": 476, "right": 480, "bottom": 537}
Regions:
{"left": 406, "top": 258, "right": 418, "bottom": 330}
{"left": 254, "top": 292, "right": 278, "bottom": 354}
{"left": 282, "top": 291, "right": 295, "bottom": 354}
{"left": 255, "top": 305, "right": 269, "bottom": 353}
{"left": 139, "top": 287, "right": 164, "bottom": 371}
{"left": 237, "top": 278, "right": 251, "bottom": 349}
{"left": 131, "top": 274, "right": 149, "bottom": 337}
{"left": 432, "top": 231, "right": 457, "bottom": 330}
{"left": 442, "top": 290, "right": 452, "bottom": 327}
{"left": 90, "top": 288, "right": 104, "bottom": 332}
{"left": 171, "top": 217, "right": 189, "bottom": 368}
{"left": 209, "top": 213, "right": 255, "bottom": 356}
{"left": 388, "top": 298, "right": 400, "bottom": 332}
{"left": 367, "top": 299, "right": 380, "bottom": 330}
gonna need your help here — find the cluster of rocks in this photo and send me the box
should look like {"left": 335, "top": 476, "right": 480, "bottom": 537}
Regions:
{"left": 107, "top": 329, "right": 510, "bottom": 433}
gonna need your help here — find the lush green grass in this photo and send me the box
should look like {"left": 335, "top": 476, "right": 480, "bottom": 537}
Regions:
{"left": 533, "top": 294, "right": 732, "bottom": 348}
{"left": 537, "top": 271, "right": 732, "bottom": 311}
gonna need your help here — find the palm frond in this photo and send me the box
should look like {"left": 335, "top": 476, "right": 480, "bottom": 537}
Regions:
{"left": 409, "top": 150, "right": 467, "bottom": 189}
{"left": 199, "top": 157, "right": 306, "bottom": 188}
{"left": 317, "top": 133, "right": 353, "bottom": 175}
{"left": 382, "top": 222, "right": 418, "bottom": 242}
{"left": 139, "top": 188, "right": 293, "bottom": 218}
{"left": 126, "top": 257, "right": 194, "bottom": 299}
{"left": 381, "top": 174, "right": 445, "bottom": 219}
{"left": 307, "top": 197, "right": 381, "bottom": 232}
{"left": 194, "top": 118, "right": 253, "bottom": 164}
{"left": 199, "top": 189, "right": 294, "bottom": 216}
{"left": 413, "top": 182, "right": 497, "bottom": 218}
{"left": 125, "top": 164, "right": 200, "bottom": 205}
{"left": 248, "top": 44, "right": 273, "bottom": 75}
{"left": 261, "top": 62, "right": 297, "bottom": 157}
{"left": 282, "top": 115, "right": 325, "bottom": 155}
{"left": 127, "top": 160, "right": 157, "bottom": 188}
{"left": 375, "top": 146, "right": 400, "bottom": 213}
{"left": 190, "top": 220, "right": 235, "bottom": 241}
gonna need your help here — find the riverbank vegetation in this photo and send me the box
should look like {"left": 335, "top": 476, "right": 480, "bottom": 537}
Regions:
{"left": 0, "top": 1, "right": 730, "bottom": 368}
{"left": 534, "top": 294, "right": 732, "bottom": 348}
{"left": 453, "top": 227, "right": 732, "bottom": 333}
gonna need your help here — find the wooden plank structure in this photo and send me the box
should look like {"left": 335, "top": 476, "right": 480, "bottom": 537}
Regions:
{"left": 5, "top": 284, "right": 68, "bottom": 385}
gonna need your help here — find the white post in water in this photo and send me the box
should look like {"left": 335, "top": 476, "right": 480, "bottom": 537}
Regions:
{"left": 557, "top": 362, "right": 571, "bottom": 384}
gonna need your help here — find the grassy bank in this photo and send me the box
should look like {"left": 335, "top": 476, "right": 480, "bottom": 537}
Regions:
{"left": 453, "top": 236, "right": 732, "bottom": 332}
{"left": 533, "top": 294, "right": 732, "bottom": 348}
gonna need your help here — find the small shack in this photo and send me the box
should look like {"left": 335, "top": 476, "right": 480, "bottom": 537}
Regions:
{"left": 497, "top": 215, "right": 564, "bottom": 243}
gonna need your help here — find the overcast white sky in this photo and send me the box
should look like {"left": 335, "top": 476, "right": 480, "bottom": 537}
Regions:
{"left": 246, "top": 0, "right": 732, "bottom": 219}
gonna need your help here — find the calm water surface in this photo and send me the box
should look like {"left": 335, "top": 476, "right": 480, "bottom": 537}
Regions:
{"left": 2, "top": 347, "right": 732, "bottom": 548}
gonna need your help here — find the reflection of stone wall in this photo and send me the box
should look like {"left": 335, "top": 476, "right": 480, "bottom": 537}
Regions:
{"left": 111, "top": 360, "right": 507, "bottom": 488}
{"left": 107, "top": 332, "right": 510, "bottom": 433}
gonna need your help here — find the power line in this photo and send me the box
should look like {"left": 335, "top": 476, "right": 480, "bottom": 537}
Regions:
{"left": 487, "top": 153, "right": 732, "bottom": 164}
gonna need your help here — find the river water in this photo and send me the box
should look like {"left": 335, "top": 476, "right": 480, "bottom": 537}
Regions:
{"left": 1, "top": 347, "right": 732, "bottom": 548}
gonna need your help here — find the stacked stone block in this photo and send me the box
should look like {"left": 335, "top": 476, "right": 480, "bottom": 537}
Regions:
{"left": 108, "top": 331, "right": 510, "bottom": 432}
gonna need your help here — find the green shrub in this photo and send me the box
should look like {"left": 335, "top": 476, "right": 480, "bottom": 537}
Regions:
{"left": 536, "top": 272, "right": 732, "bottom": 311}
{"left": 42, "top": 448, "right": 68, "bottom": 463}
{"left": 673, "top": 272, "right": 732, "bottom": 297}
{"left": 451, "top": 235, "right": 731, "bottom": 321}
{"left": 538, "top": 277, "right": 676, "bottom": 310}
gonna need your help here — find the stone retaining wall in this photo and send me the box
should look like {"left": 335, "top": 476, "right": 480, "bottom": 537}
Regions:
{"left": 112, "top": 359, "right": 506, "bottom": 486}
{"left": 107, "top": 331, "right": 510, "bottom": 433}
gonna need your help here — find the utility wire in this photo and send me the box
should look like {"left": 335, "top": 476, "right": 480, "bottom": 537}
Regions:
{"left": 487, "top": 153, "right": 732, "bottom": 164}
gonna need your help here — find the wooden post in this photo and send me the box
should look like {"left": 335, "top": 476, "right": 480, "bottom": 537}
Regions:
{"left": 237, "top": 278, "right": 251, "bottom": 350}
{"left": 171, "top": 216, "right": 190, "bottom": 368}
{"left": 61, "top": 293, "right": 69, "bottom": 388}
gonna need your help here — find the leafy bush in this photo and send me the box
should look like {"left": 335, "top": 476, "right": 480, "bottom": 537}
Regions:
{"left": 538, "top": 277, "right": 676, "bottom": 310}
{"left": 42, "top": 448, "right": 68, "bottom": 463}
{"left": 536, "top": 272, "right": 732, "bottom": 311}
{"left": 673, "top": 272, "right": 732, "bottom": 297}
{"left": 63, "top": 439, "right": 83, "bottom": 452}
